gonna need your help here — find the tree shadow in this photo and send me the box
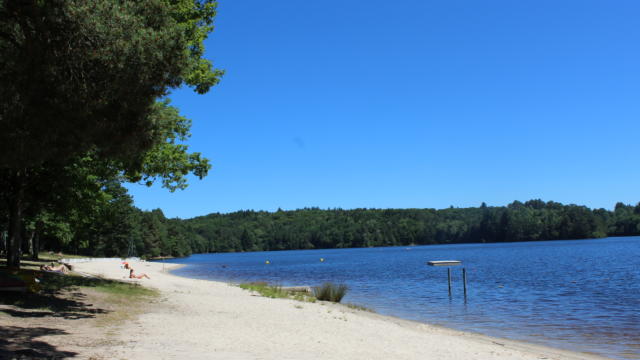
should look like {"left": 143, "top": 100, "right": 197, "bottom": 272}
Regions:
{"left": 1, "top": 270, "right": 113, "bottom": 319}
{"left": 0, "top": 302, "right": 109, "bottom": 320}
{"left": 0, "top": 256, "right": 64, "bottom": 268}
{"left": 0, "top": 326, "right": 78, "bottom": 359}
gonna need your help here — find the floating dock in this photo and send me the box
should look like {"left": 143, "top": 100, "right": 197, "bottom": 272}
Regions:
{"left": 427, "top": 260, "right": 462, "bottom": 266}
{"left": 427, "top": 260, "right": 466, "bottom": 296}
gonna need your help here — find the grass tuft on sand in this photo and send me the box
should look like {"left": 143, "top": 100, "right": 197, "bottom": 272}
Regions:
{"left": 313, "top": 283, "right": 348, "bottom": 303}
{"left": 239, "top": 282, "right": 288, "bottom": 298}
{"left": 239, "top": 282, "right": 316, "bottom": 302}
{"left": 90, "top": 280, "right": 157, "bottom": 298}
{"left": 345, "top": 303, "right": 375, "bottom": 312}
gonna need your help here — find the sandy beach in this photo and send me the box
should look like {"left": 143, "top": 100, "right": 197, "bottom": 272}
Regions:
{"left": 42, "top": 260, "right": 605, "bottom": 360}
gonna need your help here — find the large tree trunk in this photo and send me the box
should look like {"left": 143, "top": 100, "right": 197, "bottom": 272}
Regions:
{"left": 21, "top": 225, "right": 33, "bottom": 255}
{"left": 6, "top": 172, "right": 25, "bottom": 269}
{"left": 32, "top": 220, "right": 43, "bottom": 260}
{"left": 7, "top": 195, "right": 23, "bottom": 269}
{"left": 0, "top": 231, "right": 6, "bottom": 256}
{"left": 25, "top": 229, "right": 35, "bottom": 257}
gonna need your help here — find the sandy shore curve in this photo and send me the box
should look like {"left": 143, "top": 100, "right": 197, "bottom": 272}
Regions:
{"left": 73, "top": 260, "right": 609, "bottom": 360}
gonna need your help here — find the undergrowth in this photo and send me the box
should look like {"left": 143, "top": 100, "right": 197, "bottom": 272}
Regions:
{"left": 345, "top": 303, "right": 375, "bottom": 312}
{"left": 239, "top": 282, "right": 316, "bottom": 302}
{"left": 312, "top": 283, "right": 348, "bottom": 303}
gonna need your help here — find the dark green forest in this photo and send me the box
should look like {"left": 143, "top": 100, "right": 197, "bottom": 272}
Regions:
{"left": 3, "top": 192, "right": 639, "bottom": 259}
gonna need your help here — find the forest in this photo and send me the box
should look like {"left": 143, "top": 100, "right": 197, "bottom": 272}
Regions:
{"left": 3, "top": 193, "right": 639, "bottom": 259}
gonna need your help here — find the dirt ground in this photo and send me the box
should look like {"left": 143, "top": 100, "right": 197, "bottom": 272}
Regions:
{"left": 1, "top": 273, "right": 161, "bottom": 359}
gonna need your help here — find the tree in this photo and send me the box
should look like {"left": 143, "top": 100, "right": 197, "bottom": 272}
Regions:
{"left": 124, "top": 100, "right": 211, "bottom": 191}
{"left": 240, "top": 229, "right": 255, "bottom": 252}
{"left": 0, "top": 0, "right": 222, "bottom": 267}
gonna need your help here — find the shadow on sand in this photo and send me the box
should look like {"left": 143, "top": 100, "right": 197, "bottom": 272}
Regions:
{"left": 0, "top": 268, "right": 117, "bottom": 358}
{"left": 0, "top": 289, "right": 110, "bottom": 320}
{"left": 0, "top": 326, "right": 78, "bottom": 359}
{"left": 0, "top": 271, "right": 112, "bottom": 319}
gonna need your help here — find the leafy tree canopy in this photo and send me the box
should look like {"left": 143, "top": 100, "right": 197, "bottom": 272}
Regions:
{"left": 0, "top": 0, "right": 222, "bottom": 168}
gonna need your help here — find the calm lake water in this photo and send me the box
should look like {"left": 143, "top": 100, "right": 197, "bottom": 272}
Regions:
{"left": 165, "top": 237, "right": 640, "bottom": 359}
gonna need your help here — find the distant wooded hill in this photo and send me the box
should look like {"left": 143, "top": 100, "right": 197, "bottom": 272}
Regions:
{"left": 12, "top": 198, "right": 639, "bottom": 259}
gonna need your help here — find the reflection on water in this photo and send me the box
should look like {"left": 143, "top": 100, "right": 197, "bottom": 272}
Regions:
{"left": 165, "top": 237, "right": 640, "bottom": 360}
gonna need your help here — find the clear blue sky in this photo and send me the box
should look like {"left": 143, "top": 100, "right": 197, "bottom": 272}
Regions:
{"left": 127, "top": 0, "right": 640, "bottom": 219}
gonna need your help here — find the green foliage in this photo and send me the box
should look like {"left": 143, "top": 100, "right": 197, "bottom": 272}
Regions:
{"left": 126, "top": 100, "right": 211, "bottom": 192}
{"left": 1, "top": 0, "right": 177, "bottom": 167}
{"left": 238, "top": 282, "right": 316, "bottom": 302}
{"left": 175, "top": 201, "right": 639, "bottom": 254}
{"left": 0, "top": 0, "right": 222, "bottom": 267}
{"left": 166, "top": 0, "right": 224, "bottom": 94}
{"left": 6, "top": 196, "right": 640, "bottom": 261}
{"left": 313, "top": 283, "right": 348, "bottom": 303}
{"left": 0, "top": 0, "right": 223, "bottom": 168}
{"left": 345, "top": 303, "right": 375, "bottom": 312}
{"left": 239, "top": 282, "right": 288, "bottom": 299}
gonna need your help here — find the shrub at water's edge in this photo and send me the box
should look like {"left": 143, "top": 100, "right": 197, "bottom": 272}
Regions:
{"left": 313, "top": 283, "right": 348, "bottom": 303}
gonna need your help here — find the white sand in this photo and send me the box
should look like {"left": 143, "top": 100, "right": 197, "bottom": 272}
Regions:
{"left": 74, "top": 260, "right": 608, "bottom": 360}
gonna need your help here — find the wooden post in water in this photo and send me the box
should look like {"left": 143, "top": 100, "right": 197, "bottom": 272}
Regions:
{"left": 428, "top": 261, "right": 461, "bottom": 296}
{"left": 462, "top": 268, "right": 467, "bottom": 296}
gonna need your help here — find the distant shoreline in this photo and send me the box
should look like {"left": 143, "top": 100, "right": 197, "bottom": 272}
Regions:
{"left": 158, "top": 235, "right": 640, "bottom": 258}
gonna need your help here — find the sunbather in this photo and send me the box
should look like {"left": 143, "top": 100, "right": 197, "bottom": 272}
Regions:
{"left": 40, "top": 264, "right": 70, "bottom": 274}
{"left": 129, "top": 269, "right": 150, "bottom": 279}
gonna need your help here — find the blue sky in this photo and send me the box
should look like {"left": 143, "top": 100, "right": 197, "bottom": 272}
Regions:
{"left": 127, "top": 0, "right": 640, "bottom": 218}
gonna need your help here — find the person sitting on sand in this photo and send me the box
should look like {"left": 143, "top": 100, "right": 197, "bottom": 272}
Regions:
{"left": 123, "top": 262, "right": 131, "bottom": 270}
{"left": 129, "top": 269, "right": 150, "bottom": 279}
{"left": 40, "top": 264, "right": 70, "bottom": 274}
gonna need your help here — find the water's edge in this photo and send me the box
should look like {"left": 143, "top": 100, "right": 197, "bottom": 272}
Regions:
{"left": 157, "top": 238, "right": 640, "bottom": 360}
{"left": 164, "top": 262, "right": 610, "bottom": 360}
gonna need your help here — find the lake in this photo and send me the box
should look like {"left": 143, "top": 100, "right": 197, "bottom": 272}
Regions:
{"left": 164, "top": 236, "right": 640, "bottom": 359}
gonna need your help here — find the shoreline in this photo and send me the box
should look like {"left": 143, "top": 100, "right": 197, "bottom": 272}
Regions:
{"left": 165, "top": 263, "right": 610, "bottom": 360}
{"left": 73, "top": 260, "right": 610, "bottom": 360}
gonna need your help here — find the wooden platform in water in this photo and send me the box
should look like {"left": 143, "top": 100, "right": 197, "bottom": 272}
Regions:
{"left": 427, "top": 260, "right": 462, "bottom": 266}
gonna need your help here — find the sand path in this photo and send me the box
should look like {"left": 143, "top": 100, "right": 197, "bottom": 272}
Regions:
{"left": 74, "top": 260, "right": 608, "bottom": 360}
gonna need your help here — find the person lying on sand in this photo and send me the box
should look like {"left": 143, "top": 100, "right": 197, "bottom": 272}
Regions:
{"left": 40, "top": 264, "right": 70, "bottom": 274}
{"left": 129, "top": 269, "right": 150, "bottom": 279}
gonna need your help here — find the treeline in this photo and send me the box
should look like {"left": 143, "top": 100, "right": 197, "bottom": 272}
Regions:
{"left": 180, "top": 200, "right": 640, "bottom": 253}
{"left": 6, "top": 197, "right": 639, "bottom": 259}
